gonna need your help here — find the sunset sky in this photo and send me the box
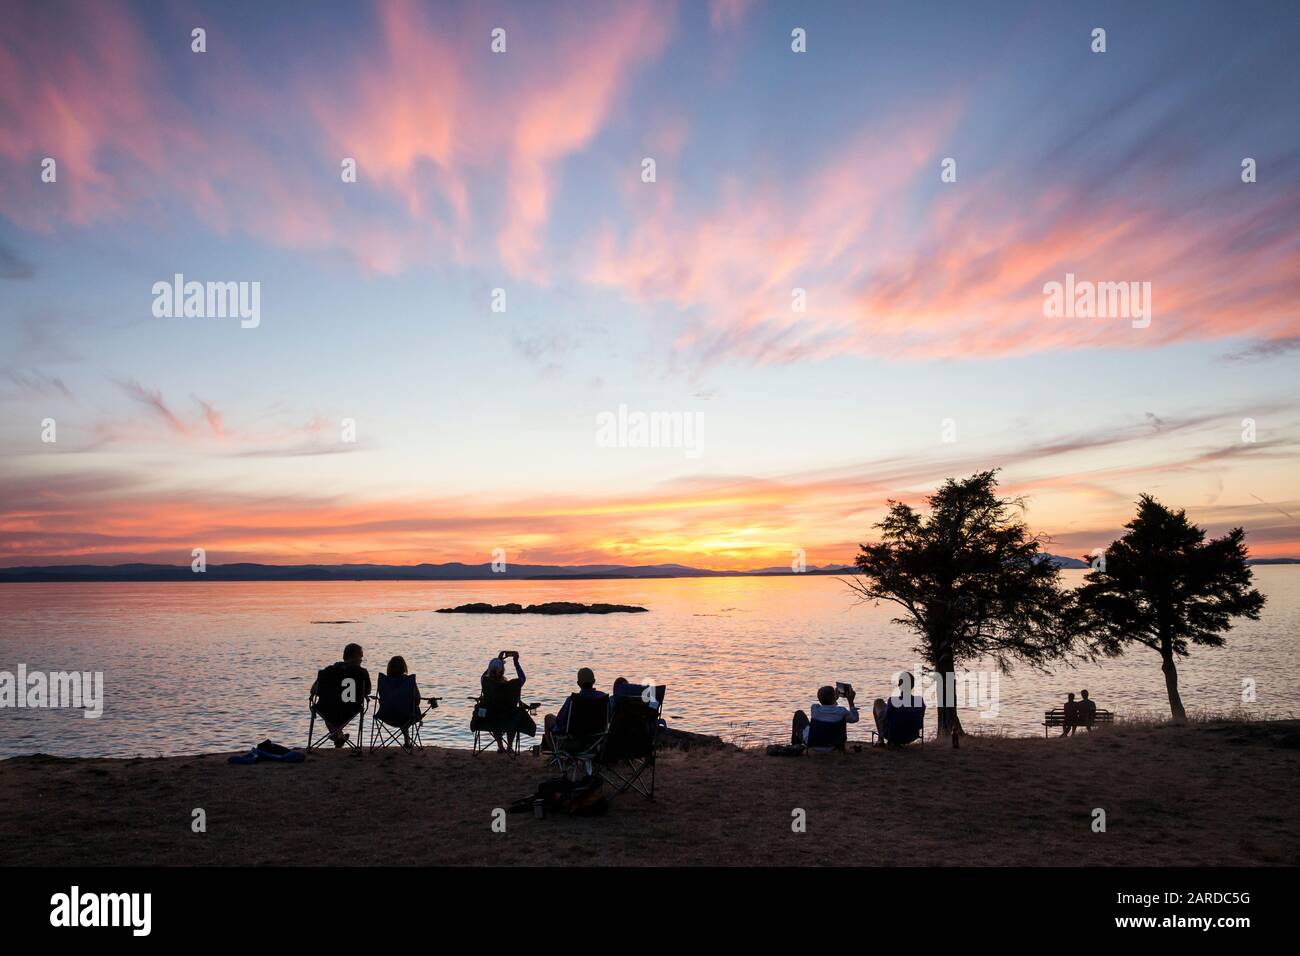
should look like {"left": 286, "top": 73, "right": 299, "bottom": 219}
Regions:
{"left": 2, "top": 0, "right": 1299, "bottom": 569}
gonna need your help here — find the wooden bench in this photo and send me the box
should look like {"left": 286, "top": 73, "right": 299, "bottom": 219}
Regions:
{"left": 1043, "top": 708, "right": 1113, "bottom": 736}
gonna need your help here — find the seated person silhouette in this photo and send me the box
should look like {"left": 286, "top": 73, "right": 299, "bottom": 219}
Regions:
{"left": 1060, "top": 691, "right": 1079, "bottom": 736}
{"left": 310, "top": 642, "right": 371, "bottom": 747}
{"left": 1077, "top": 689, "right": 1098, "bottom": 730}
{"left": 610, "top": 676, "right": 659, "bottom": 715}
{"left": 543, "top": 667, "right": 608, "bottom": 750}
{"left": 1060, "top": 691, "right": 1081, "bottom": 736}
{"left": 375, "top": 655, "right": 423, "bottom": 748}
{"left": 872, "top": 672, "right": 926, "bottom": 747}
{"left": 791, "top": 684, "right": 858, "bottom": 750}
{"left": 477, "top": 651, "right": 536, "bottom": 751}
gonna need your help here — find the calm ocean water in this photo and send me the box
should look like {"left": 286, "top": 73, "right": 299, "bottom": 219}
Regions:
{"left": 2, "top": 569, "right": 1297, "bottom": 758}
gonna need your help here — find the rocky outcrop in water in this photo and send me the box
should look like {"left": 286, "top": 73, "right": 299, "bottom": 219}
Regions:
{"left": 435, "top": 601, "right": 648, "bottom": 615}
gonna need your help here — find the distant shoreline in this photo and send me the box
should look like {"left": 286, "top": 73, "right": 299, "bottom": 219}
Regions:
{"left": 0, "top": 563, "right": 857, "bottom": 583}
{"left": 1, "top": 557, "right": 1296, "bottom": 583}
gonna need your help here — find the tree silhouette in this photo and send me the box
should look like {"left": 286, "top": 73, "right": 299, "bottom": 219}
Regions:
{"left": 1074, "top": 495, "right": 1265, "bottom": 722}
{"left": 847, "top": 471, "right": 1076, "bottom": 735}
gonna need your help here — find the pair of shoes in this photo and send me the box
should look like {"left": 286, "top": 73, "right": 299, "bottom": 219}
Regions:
{"left": 332, "top": 732, "right": 350, "bottom": 749}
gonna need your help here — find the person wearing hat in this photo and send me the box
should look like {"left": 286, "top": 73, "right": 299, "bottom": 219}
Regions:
{"left": 482, "top": 651, "right": 525, "bottom": 694}
{"left": 543, "top": 666, "right": 608, "bottom": 745}
{"left": 479, "top": 651, "right": 530, "bottom": 751}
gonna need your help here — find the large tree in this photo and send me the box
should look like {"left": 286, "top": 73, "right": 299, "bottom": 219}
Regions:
{"left": 1073, "top": 495, "right": 1265, "bottom": 722}
{"left": 848, "top": 471, "right": 1076, "bottom": 735}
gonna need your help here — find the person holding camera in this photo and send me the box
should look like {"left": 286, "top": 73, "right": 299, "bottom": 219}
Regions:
{"left": 790, "top": 683, "right": 859, "bottom": 746}
{"left": 479, "top": 650, "right": 531, "bottom": 751}
{"left": 483, "top": 649, "right": 525, "bottom": 692}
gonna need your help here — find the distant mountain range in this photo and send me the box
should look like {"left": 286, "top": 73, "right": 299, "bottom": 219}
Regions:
{"left": 0, "top": 561, "right": 855, "bottom": 583}
{"left": 0, "top": 555, "right": 1293, "bottom": 582}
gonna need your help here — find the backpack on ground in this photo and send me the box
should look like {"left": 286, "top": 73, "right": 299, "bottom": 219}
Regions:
{"left": 508, "top": 775, "right": 609, "bottom": 817}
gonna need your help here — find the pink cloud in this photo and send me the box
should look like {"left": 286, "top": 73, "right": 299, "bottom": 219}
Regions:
{"left": 6, "top": 2, "right": 1297, "bottom": 365}
{"left": 301, "top": 0, "right": 675, "bottom": 279}
{"left": 193, "top": 396, "right": 226, "bottom": 438}
{"left": 580, "top": 93, "right": 1300, "bottom": 365}
{"left": 1, "top": 1, "right": 676, "bottom": 279}
{"left": 90, "top": 381, "right": 344, "bottom": 454}
{"left": 0, "top": 3, "right": 178, "bottom": 228}
{"left": 6, "top": 404, "right": 1296, "bottom": 566}
{"left": 118, "top": 379, "right": 193, "bottom": 437}
{"left": 585, "top": 102, "right": 966, "bottom": 362}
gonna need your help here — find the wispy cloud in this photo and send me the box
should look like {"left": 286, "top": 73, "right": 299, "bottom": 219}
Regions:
{"left": 117, "top": 379, "right": 193, "bottom": 436}
{"left": 5, "top": 406, "right": 1295, "bottom": 566}
{"left": 0, "top": 0, "right": 675, "bottom": 279}
{"left": 1224, "top": 337, "right": 1300, "bottom": 363}
{"left": 1, "top": 369, "right": 71, "bottom": 401}
{"left": 96, "top": 381, "right": 358, "bottom": 456}
{"left": 193, "top": 396, "right": 226, "bottom": 438}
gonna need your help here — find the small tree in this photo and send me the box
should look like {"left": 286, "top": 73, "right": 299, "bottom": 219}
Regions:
{"left": 847, "top": 471, "right": 1076, "bottom": 735}
{"left": 1074, "top": 495, "right": 1265, "bottom": 722}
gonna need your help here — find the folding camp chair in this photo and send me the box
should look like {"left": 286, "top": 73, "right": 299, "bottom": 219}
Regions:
{"left": 870, "top": 700, "right": 926, "bottom": 748}
{"left": 596, "top": 684, "right": 666, "bottom": 799}
{"left": 546, "top": 693, "right": 609, "bottom": 779}
{"left": 804, "top": 716, "right": 848, "bottom": 754}
{"left": 367, "top": 673, "right": 440, "bottom": 752}
{"left": 469, "top": 681, "right": 539, "bottom": 756}
{"left": 307, "top": 665, "right": 369, "bottom": 751}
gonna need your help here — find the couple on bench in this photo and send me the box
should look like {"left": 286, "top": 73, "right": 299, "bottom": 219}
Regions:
{"left": 1058, "top": 689, "right": 1098, "bottom": 736}
{"left": 791, "top": 672, "right": 925, "bottom": 752}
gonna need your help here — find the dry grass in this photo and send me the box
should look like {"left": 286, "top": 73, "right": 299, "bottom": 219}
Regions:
{"left": 2, "top": 718, "right": 1297, "bottom": 866}
{"left": 1112, "top": 707, "right": 1298, "bottom": 728}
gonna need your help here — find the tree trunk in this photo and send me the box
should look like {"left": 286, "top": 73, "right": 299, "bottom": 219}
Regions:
{"left": 1161, "top": 652, "right": 1187, "bottom": 723}
{"left": 932, "top": 655, "right": 966, "bottom": 737}
{"left": 936, "top": 705, "right": 966, "bottom": 737}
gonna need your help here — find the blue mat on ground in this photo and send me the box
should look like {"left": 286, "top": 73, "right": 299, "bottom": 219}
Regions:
{"left": 228, "top": 739, "right": 306, "bottom": 764}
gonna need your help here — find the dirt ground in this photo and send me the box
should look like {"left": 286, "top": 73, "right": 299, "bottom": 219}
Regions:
{"left": 2, "top": 720, "right": 1297, "bottom": 866}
